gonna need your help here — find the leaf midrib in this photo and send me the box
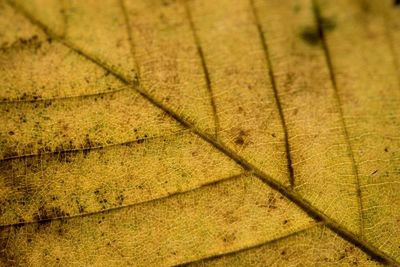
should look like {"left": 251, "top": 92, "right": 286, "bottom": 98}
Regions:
{"left": 6, "top": 1, "right": 399, "bottom": 265}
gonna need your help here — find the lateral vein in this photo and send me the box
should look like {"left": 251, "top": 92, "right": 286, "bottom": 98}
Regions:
{"left": 311, "top": 0, "right": 365, "bottom": 239}
{"left": 183, "top": 0, "right": 220, "bottom": 137}
{"left": 173, "top": 222, "right": 323, "bottom": 266}
{"left": 0, "top": 130, "right": 187, "bottom": 162}
{"left": 0, "top": 173, "right": 246, "bottom": 229}
{"left": 249, "top": 0, "right": 295, "bottom": 189}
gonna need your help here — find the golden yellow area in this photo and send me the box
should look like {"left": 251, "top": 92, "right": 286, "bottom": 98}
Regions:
{"left": 319, "top": 0, "right": 400, "bottom": 259}
{"left": 0, "top": 176, "right": 315, "bottom": 266}
{"left": 188, "top": 225, "right": 382, "bottom": 266}
{"left": 0, "top": 0, "right": 399, "bottom": 266}
{"left": 253, "top": 0, "right": 361, "bottom": 234}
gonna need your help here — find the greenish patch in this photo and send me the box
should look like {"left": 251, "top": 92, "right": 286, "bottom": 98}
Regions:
{"left": 293, "top": 4, "right": 301, "bottom": 14}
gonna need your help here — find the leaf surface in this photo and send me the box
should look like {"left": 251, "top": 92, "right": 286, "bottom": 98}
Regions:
{"left": 0, "top": 0, "right": 399, "bottom": 266}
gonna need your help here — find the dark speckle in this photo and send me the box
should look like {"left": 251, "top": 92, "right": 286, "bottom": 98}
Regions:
{"left": 235, "top": 136, "right": 244, "bottom": 145}
{"left": 162, "top": 0, "right": 173, "bottom": 6}
{"left": 267, "top": 194, "right": 277, "bottom": 210}
{"left": 384, "top": 147, "right": 389, "bottom": 152}
{"left": 3, "top": 35, "right": 42, "bottom": 51}
{"left": 396, "top": 0, "right": 400, "bottom": 6}
{"left": 222, "top": 233, "right": 236, "bottom": 244}
{"left": 234, "top": 130, "right": 247, "bottom": 146}
{"left": 116, "top": 194, "right": 124, "bottom": 205}
{"left": 300, "top": 16, "right": 336, "bottom": 46}
{"left": 19, "top": 115, "right": 27, "bottom": 123}
{"left": 3, "top": 149, "right": 18, "bottom": 158}
{"left": 57, "top": 151, "right": 74, "bottom": 163}
{"left": 33, "top": 206, "right": 67, "bottom": 231}
{"left": 78, "top": 204, "right": 85, "bottom": 213}
{"left": 300, "top": 27, "right": 320, "bottom": 45}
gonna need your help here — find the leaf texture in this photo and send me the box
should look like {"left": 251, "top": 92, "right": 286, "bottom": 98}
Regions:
{"left": 0, "top": 0, "right": 399, "bottom": 266}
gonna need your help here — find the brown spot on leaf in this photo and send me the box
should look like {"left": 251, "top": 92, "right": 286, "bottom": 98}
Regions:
{"left": 300, "top": 26, "right": 320, "bottom": 46}
{"left": 234, "top": 130, "right": 247, "bottom": 146}
{"left": 222, "top": 232, "right": 236, "bottom": 244}
{"left": 267, "top": 194, "right": 277, "bottom": 210}
{"left": 235, "top": 136, "right": 244, "bottom": 145}
{"left": 33, "top": 206, "right": 67, "bottom": 222}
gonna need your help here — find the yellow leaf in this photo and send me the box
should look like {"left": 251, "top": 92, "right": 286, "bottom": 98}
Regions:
{"left": 0, "top": 0, "right": 399, "bottom": 266}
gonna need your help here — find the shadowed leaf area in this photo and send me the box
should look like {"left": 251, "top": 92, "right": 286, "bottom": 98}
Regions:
{"left": 0, "top": 0, "right": 399, "bottom": 266}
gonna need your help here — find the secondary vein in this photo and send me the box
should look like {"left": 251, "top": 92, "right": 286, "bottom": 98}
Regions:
{"left": 249, "top": 0, "right": 295, "bottom": 189}
{"left": 183, "top": 0, "right": 220, "bottom": 138}
{"left": 173, "top": 222, "right": 323, "bottom": 266}
{"left": 311, "top": 0, "right": 365, "bottom": 239}
{"left": 119, "top": 0, "right": 141, "bottom": 84}
{"left": 0, "top": 173, "right": 246, "bottom": 229}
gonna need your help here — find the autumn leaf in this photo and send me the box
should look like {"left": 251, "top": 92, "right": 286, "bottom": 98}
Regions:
{"left": 0, "top": 0, "right": 399, "bottom": 266}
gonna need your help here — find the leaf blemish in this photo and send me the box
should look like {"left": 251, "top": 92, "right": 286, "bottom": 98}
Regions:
{"left": 33, "top": 206, "right": 68, "bottom": 232}
{"left": 300, "top": 26, "right": 320, "bottom": 46}
{"left": 267, "top": 194, "right": 277, "bottom": 210}
{"left": 222, "top": 232, "right": 236, "bottom": 244}
{"left": 300, "top": 17, "right": 335, "bottom": 46}
{"left": 234, "top": 130, "right": 247, "bottom": 146}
